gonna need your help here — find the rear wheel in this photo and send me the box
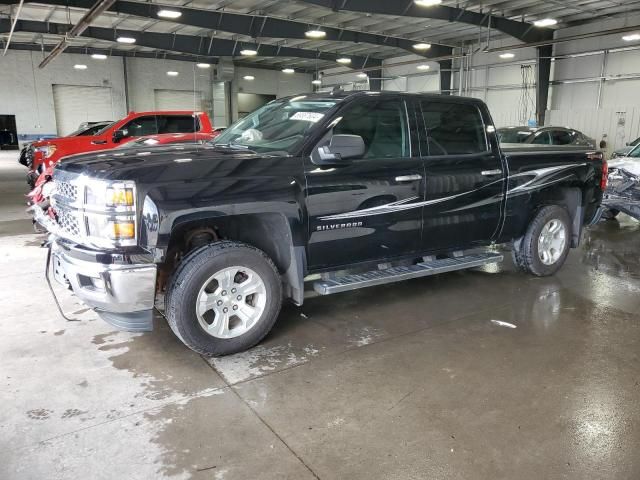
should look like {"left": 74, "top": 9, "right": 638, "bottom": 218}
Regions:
{"left": 166, "top": 241, "right": 282, "bottom": 356}
{"left": 514, "top": 205, "right": 572, "bottom": 276}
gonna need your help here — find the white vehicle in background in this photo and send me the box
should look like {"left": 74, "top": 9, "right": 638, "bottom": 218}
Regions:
{"left": 600, "top": 144, "right": 640, "bottom": 221}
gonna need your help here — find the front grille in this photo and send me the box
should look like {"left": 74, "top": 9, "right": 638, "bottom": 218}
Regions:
{"left": 56, "top": 181, "right": 79, "bottom": 203}
{"left": 56, "top": 207, "right": 82, "bottom": 238}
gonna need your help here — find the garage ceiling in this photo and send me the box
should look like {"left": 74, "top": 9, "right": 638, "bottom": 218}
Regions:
{"left": 1, "top": 0, "right": 639, "bottom": 71}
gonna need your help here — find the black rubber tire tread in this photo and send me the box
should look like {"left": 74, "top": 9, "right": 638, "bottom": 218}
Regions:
{"left": 515, "top": 205, "right": 572, "bottom": 277}
{"left": 602, "top": 208, "right": 620, "bottom": 220}
{"left": 165, "top": 241, "right": 282, "bottom": 356}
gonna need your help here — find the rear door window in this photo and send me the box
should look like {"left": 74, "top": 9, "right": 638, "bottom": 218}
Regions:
{"left": 158, "top": 115, "right": 199, "bottom": 134}
{"left": 532, "top": 131, "right": 552, "bottom": 145}
{"left": 420, "top": 101, "right": 487, "bottom": 155}
{"left": 551, "top": 130, "right": 573, "bottom": 145}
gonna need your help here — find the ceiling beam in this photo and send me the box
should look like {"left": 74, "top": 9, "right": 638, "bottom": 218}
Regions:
{"left": 297, "top": 0, "right": 555, "bottom": 44}
{"left": 0, "top": 19, "right": 381, "bottom": 70}
{"left": 0, "top": 0, "right": 454, "bottom": 57}
{"left": 4, "top": 41, "right": 322, "bottom": 72}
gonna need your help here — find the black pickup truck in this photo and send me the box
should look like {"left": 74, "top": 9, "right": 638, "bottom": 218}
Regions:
{"left": 36, "top": 91, "right": 606, "bottom": 356}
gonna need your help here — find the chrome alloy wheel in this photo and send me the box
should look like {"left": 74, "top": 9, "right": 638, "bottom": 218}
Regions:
{"left": 537, "top": 219, "right": 567, "bottom": 266}
{"left": 196, "top": 266, "right": 267, "bottom": 339}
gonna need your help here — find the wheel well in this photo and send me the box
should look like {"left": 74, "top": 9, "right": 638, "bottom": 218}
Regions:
{"left": 531, "top": 187, "right": 583, "bottom": 247}
{"left": 163, "top": 214, "right": 305, "bottom": 304}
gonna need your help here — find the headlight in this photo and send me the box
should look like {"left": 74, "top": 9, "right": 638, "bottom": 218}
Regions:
{"left": 35, "top": 145, "right": 57, "bottom": 158}
{"left": 82, "top": 179, "right": 138, "bottom": 247}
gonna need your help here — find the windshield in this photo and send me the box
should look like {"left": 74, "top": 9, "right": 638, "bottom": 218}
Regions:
{"left": 94, "top": 121, "right": 118, "bottom": 136}
{"left": 212, "top": 97, "right": 337, "bottom": 154}
{"left": 67, "top": 122, "right": 108, "bottom": 137}
{"left": 498, "top": 128, "right": 535, "bottom": 143}
{"left": 628, "top": 143, "right": 640, "bottom": 158}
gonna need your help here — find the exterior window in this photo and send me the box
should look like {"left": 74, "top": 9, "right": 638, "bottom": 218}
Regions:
{"left": 158, "top": 115, "right": 199, "bottom": 134}
{"left": 124, "top": 116, "right": 158, "bottom": 137}
{"left": 333, "top": 99, "right": 409, "bottom": 158}
{"left": 551, "top": 130, "right": 573, "bottom": 145}
{"left": 421, "top": 101, "right": 487, "bottom": 155}
{"left": 532, "top": 131, "right": 552, "bottom": 145}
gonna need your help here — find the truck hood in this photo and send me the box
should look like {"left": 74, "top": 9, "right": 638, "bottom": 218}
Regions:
{"left": 55, "top": 144, "right": 278, "bottom": 182}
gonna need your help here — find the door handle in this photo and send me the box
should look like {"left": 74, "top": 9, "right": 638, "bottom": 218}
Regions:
{"left": 395, "top": 174, "right": 422, "bottom": 182}
{"left": 92, "top": 140, "right": 108, "bottom": 145}
{"left": 481, "top": 169, "right": 502, "bottom": 176}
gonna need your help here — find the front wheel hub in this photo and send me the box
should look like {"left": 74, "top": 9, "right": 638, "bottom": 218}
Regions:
{"left": 196, "top": 266, "right": 267, "bottom": 339}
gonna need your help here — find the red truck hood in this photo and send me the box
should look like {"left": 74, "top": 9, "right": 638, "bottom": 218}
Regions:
{"left": 32, "top": 135, "right": 98, "bottom": 148}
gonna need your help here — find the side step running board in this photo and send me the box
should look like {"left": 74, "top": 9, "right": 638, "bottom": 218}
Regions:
{"left": 313, "top": 252, "right": 503, "bottom": 295}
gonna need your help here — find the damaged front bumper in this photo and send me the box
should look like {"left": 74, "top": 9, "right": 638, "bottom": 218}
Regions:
{"left": 48, "top": 238, "right": 157, "bottom": 332}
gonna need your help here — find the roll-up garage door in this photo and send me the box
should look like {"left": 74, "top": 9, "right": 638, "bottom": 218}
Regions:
{"left": 52, "top": 85, "right": 114, "bottom": 136}
{"left": 154, "top": 89, "right": 203, "bottom": 111}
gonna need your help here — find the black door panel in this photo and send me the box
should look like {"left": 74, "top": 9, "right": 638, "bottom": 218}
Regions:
{"left": 305, "top": 97, "right": 424, "bottom": 269}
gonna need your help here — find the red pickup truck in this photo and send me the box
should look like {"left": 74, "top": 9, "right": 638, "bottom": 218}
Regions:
{"left": 28, "top": 111, "right": 213, "bottom": 185}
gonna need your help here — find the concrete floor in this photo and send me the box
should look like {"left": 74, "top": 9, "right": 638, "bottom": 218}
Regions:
{"left": 1, "top": 151, "right": 639, "bottom": 480}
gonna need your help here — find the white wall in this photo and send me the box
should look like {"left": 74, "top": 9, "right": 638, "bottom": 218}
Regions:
{"left": 0, "top": 51, "right": 314, "bottom": 138}
{"left": 0, "top": 50, "right": 127, "bottom": 140}
{"left": 124, "top": 57, "right": 213, "bottom": 114}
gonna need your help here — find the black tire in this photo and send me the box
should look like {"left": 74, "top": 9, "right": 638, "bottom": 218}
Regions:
{"left": 513, "top": 205, "right": 572, "bottom": 277}
{"left": 165, "top": 241, "right": 282, "bottom": 356}
{"left": 602, "top": 208, "right": 620, "bottom": 220}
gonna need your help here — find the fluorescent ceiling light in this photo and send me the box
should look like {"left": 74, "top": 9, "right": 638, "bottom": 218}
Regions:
{"left": 74, "top": 64, "right": 87, "bottom": 70}
{"left": 357, "top": 72, "right": 368, "bottom": 78}
{"left": 167, "top": 71, "right": 179, "bottom": 76}
{"left": 499, "top": 52, "right": 515, "bottom": 59}
{"left": 311, "top": 79, "right": 322, "bottom": 85}
{"left": 413, "top": 43, "right": 431, "bottom": 50}
{"left": 243, "top": 75, "right": 255, "bottom": 80}
{"left": 117, "top": 36, "right": 136, "bottom": 44}
{"left": 533, "top": 18, "right": 558, "bottom": 27}
{"left": 157, "top": 9, "right": 182, "bottom": 19}
{"left": 414, "top": 0, "right": 442, "bottom": 6}
{"left": 91, "top": 53, "right": 107, "bottom": 60}
{"left": 336, "top": 57, "right": 351, "bottom": 64}
{"left": 622, "top": 33, "right": 640, "bottom": 42}
{"left": 240, "top": 49, "right": 258, "bottom": 56}
{"left": 196, "top": 63, "right": 211, "bottom": 68}
{"left": 282, "top": 68, "right": 295, "bottom": 74}
{"left": 417, "top": 64, "right": 430, "bottom": 70}
{"left": 305, "top": 29, "right": 327, "bottom": 39}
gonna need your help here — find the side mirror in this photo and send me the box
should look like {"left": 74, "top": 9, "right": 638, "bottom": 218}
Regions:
{"left": 113, "top": 128, "right": 129, "bottom": 143}
{"left": 316, "top": 134, "right": 365, "bottom": 165}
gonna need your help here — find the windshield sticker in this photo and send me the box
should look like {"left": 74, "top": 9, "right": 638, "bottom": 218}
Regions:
{"left": 291, "top": 112, "right": 325, "bottom": 123}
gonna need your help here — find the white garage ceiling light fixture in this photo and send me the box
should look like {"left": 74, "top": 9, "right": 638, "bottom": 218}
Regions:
{"left": 157, "top": 9, "right": 182, "bottom": 19}
{"left": 196, "top": 63, "right": 211, "bottom": 68}
{"left": 622, "top": 33, "right": 640, "bottom": 42}
{"left": 413, "top": 43, "right": 431, "bottom": 50}
{"left": 117, "top": 36, "right": 136, "bottom": 44}
{"left": 499, "top": 52, "right": 515, "bottom": 59}
{"left": 534, "top": 18, "right": 558, "bottom": 27}
{"left": 357, "top": 72, "right": 368, "bottom": 78}
{"left": 336, "top": 57, "right": 351, "bottom": 64}
{"left": 414, "top": 0, "right": 442, "bottom": 6}
{"left": 305, "top": 29, "right": 327, "bottom": 39}
{"left": 91, "top": 53, "right": 107, "bottom": 60}
{"left": 240, "top": 49, "right": 258, "bottom": 56}
{"left": 282, "top": 68, "right": 295, "bottom": 74}
{"left": 167, "top": 71, "right": 179, "bottom": 76}
{"left": 312, "top": 79, "right": 322, "bottom": 85}
{"left": 417, "top": 64, "right": 430, "bottom": 70}
{"left": 243, "top": 75, "right": 255, "bottom": 80}
{"left": 74, "top": 64, "right": 87, "bottom": 70}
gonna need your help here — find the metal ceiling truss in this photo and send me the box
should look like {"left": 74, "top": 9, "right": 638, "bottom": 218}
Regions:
{"left": 298, "top": 0, "right": 555, "bottom": 44}
{"left": 0, "top": 18, "right": 382, "bottom": 70}
{"left": 0, "top": 0, "right": 454, "bottom": 58}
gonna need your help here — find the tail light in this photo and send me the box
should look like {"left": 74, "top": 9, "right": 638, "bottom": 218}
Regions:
{"left": 588, "top": 152, "right": 607, "bottom": 191}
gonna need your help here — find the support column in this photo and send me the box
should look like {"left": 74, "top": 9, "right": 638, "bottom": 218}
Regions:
{"left": 536, "top": 45, "right": 552, "bottom": 126}
{"left": 439, "top": 60, "right": 452, "bottom": 95}
{"left": 368, "top": 68, "right": 383, "bottom": 91}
